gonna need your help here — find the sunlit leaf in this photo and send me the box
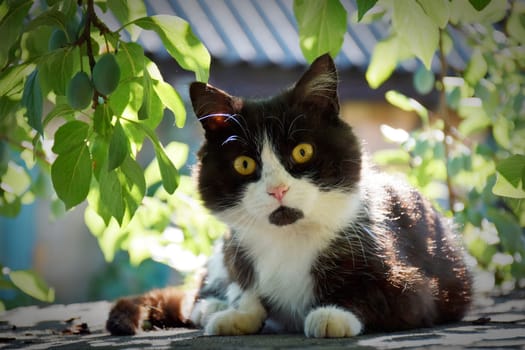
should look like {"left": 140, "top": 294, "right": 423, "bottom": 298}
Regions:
{"left": 51, "top": 142, "right": 92, "bottom": 209}
{"left": 366, "top": 35, "right": 400, "bottom": 88}
{"left": 417, "top": 0, "right": 450, "bottom": 29}
{"left": 108, "top": 120, "right": 130, "bottom": 170}
{"left": 507, "top": 2, "right": 525, "bottom": 44}
{"left": 52, "top": 120, "right": 89, "bottom": 155}
{"left": 107, "top": 0, "right": 146, "bottom": 40}
{"left": 392, "top": 0, "right": 438, "bottom": 68}
{"left": 153, "top": 80, "right": 186, "bottom": 128}
{"left": 9, "top": 270, "right": 55, "bottom": 302}
{"left": 464, "top": 48, "right": 487, "bottom": 86}
{"left": 293, "top": 0, "right": 346, "bottom": 63}
{"left": 385, "top": 90, "right": 429, "bottom": 125}
{"left": 133, "top": 15, "right": 210, "bottom": 82}
{"left": 155, "top": 144, "right": 179, "bottom": 194}
{"left": 93, "top": 103, "right": 112, "bottom": 140}
{"left": 98, "top": 167, "right": 125, "bottom": 224}
{"left": 493, "top": 155, "right": 525, "bottom": 199}
{"left": 1, "top": 161, "right": 31, "bottom": 196}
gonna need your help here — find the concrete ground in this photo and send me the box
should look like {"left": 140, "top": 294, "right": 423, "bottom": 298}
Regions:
{"left": 1, "top": 289, "right": 524, "bottom": 349}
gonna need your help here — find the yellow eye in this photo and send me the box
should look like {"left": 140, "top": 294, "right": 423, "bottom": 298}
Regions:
{"left": 291, "top": 143, "right": 314, "bottom": 164}
{"left": 233, "top": 156, "right": 257, "bottom": 175}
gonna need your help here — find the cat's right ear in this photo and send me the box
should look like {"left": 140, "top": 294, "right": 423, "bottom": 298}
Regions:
{"left": 189, "top": 82, "right": 242, "bottom": 132}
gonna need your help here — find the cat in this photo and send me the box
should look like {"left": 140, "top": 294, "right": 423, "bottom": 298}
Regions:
{"left": 106, "top": 53, "right": 473, "bottom": 338}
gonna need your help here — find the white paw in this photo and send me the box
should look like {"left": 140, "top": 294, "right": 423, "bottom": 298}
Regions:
{"left": 304, "top": 306, "right": 363, "bottom": 338}
{"left": 204, "top": 308, "right": 264, "bottom": 336}
{"left": 190, "top": 298, "right": 228, "bottom": 327}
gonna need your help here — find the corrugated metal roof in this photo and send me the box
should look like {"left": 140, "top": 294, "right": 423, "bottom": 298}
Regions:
{"left": 139, "top": 0, "right": 470, "bottom": 71}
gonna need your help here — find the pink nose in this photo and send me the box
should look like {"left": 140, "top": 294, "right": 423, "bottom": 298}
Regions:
{"left": 267, "top": 185, "right": 289, "bottom": 202}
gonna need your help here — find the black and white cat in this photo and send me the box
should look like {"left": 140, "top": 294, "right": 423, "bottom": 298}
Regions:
{"left": 106, "top": 54, "right": 472, "bottom": 338}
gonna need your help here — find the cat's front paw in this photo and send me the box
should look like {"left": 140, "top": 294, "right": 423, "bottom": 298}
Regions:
{"left": 204, "top": 308, "right": 264, "bottom": 336}
{"left": 190, "top": 297, "right": 228, "bottom": 327}
{"left": 304, "top": 306, "right": 363, "bottom": 338}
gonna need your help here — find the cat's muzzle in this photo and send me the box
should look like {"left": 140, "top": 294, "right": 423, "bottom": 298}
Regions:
{"left": 269, "top": 206, "right": 304, "bottom": 226}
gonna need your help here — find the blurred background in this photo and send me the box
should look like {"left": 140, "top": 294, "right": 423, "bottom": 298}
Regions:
{"left": 1, "top": 0, "right": 523, "bottom": 309}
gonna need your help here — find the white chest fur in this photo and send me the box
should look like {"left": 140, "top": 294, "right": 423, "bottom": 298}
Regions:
{"left": 215, "top": 141, "right": 363, "bottom": 330}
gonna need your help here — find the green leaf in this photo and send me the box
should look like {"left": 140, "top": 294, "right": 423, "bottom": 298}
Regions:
{"left": 366, "top": 35, "right": 400, "bottom": 88}
{"left": 144, "top": 141, "right": 188, "bottom": 187}
{"left": 154, "top": 143, "right": 179, "bottom": 194}
{"left": 52, "top": 120, "right": 89, "bottom": 154}
{"left": 293, "top": 0, "right": 347, "bottom": 63}
{"left": 486, "top": 208, "right": 525, "bottom": 255}
{"left": 469, "top": 0, "right": 491, "bottom": 11}
{"left": 493, "top": 172, "right": 525, "bottom": 199}
{"left": 373, "top": 149, "right": 410, "bottom": 166}
{"left": 133, "top": 15, "right": 210, "bottom": 82}
{"left": 93, "top": 103, "right": 112, "bottom": 140}
{"left": 107, "top": 0, "right": 146, "bottom": 40}
{"left": 115, "top": 42, "right": 144, "bottom": 81}
{"left": 356, "top": 0, "right": 378, "bottom": 22}
{"left": 385, "top": 90, "right": 429, "bottom": 125}
{"left": 496, "top": 155, "right": 525, "bottom": 188}
{"left": 507, "top": 2, "right": 525, "bottom": 45}
{"left": 2, "top": 161, "right": 31, "bottom": 196}
{"left": 38, "top": 46, "right": 79, "bottom": 96}
{"left": 153, "top": 80, "right": 186, "bottom": 128}
{"left": 125, "top": 120, "right": 179, "bottom": 193}
{"left": 43, "top": 103, "right": 75, "bottom": 128}
{"left": 21, "top": 70, "right": 43, "bottom": 135}
{"left": 417, "top": 0, "right": 450, "bottom": 29}
{"left": 0, "top": 0, "right": 32, "bottom": 68}
{"left": 0, "top": 63, "right": 34, "bottom": 97}
{"left": 413, "top": 65, "right": 435, "bottom": 95}
{"left": 9, "top": 270, "right": 55, "bottom": 302}
{"left": 120, "top": 155, "right": 146, "bottom": 218}
{"left": 446, "top": 86, "right": 461, "bottom": 110}
{"left": 450, "top": 0, "right": 506, "bottom": 24}
{"left": 97, "top": 155, "right": 145, "bottom": 226}
{"left": 464, "top": 48, "right": 487, "bottom": 86}
{"left": 98, "top": 168, "right": 125, "bottom": 225}
{"left": 24, "top": 7, "right": 68, "bottom": 33}
{"left": 392, "top": 0, "right": 438, "bottom": 68}
{"left": 138, "top": 65, "right": 152, "bottom": 120}
{"left": 108, "top": 120, "right": 130, "bottom": 170}
{"left": 51, "top": 141, "right": 92, "bottom": 209}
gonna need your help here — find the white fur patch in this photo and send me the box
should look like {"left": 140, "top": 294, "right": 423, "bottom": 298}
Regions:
{"left": 304, "top": 306, "right": 363, "bottom": 338}
{"left": 214, "top": 140, "right": 362, "bottom": 331}
{"left": 205, "top": 289, "right": 267, "bottom": 335}
{"left": 190, "top": 297, "right": 228, "bottom": 327}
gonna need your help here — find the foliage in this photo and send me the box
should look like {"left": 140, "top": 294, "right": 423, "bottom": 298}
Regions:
{"left": 358, "top": 0, "right": 524, "bottom": 289}
{"left": 296, "top": 0, "right": 524, "bottom": 289}
{"left": 0, "top": 0, "right": 222, "bottom": 308}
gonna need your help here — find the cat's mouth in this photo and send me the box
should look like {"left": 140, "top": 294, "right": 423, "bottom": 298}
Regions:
{"left": 268, "top": 206, "right": 304, "bottom": 226}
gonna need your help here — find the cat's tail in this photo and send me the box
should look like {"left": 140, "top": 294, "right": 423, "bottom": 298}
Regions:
{"left": 106, "top": 286, "right": 197, "bottom": 335}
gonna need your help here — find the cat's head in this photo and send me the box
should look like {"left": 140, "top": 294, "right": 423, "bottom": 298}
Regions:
{"left": 189, "top": 54, "right": 362, "bottom": 234}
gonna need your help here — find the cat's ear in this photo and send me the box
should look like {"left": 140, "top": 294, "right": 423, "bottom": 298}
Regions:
{"left": 189, "top": 82, "right": 243, "bottom": 131}
{"left": 292, "top": 53, "right": 339, "bottom": 114}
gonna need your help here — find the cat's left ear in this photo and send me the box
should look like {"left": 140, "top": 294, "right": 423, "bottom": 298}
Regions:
{"left": 292, "top": 53, "right": 339, "bottom": 114}
{"left": 189, "top": 82, "right": 243, "bottom": 132}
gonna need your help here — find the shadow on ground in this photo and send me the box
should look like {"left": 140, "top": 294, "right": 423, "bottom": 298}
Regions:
{"left": 1, "top": 290, "right": 524, "bottom": 349}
